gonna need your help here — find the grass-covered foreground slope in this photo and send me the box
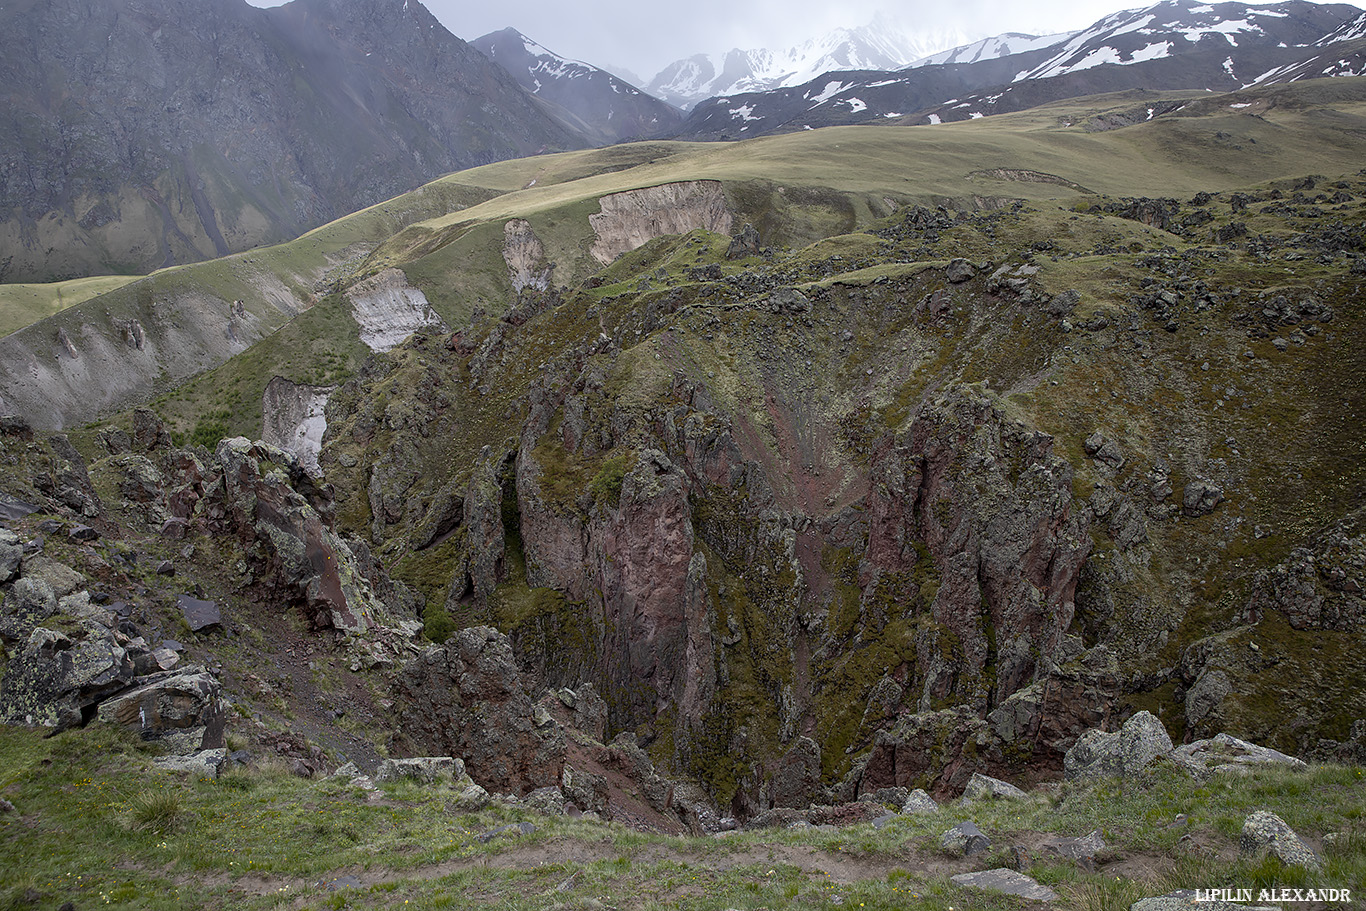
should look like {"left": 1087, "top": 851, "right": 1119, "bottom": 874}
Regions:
{"left": 0, "top": 724, "right": 1362, "bottom": 911}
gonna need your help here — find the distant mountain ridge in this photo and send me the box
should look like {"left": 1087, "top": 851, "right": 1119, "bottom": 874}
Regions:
{"left": 907, "top": 31, "right": 1074, "bottom": 68}
{"left": 471, "top": 28, "right": 682, "bottom": 145}
{"left": 673, "top": 0, "right": 1363, "bottom": 138}
{"left": 0, "top": 0, "right": 584, "bottom": 283}
{"left": 645, "top": 17, "right": 969, "bottom": 109}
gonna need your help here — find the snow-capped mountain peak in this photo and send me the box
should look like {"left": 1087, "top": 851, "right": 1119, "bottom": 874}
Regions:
{"left": 1012, "top": 0, "right": 1340, "bottom": 84}
{"left": 906, "top": 31, "right": 1074, "bottom": 68}
{"left": 646, "top": 19, "right": 969, "bottom": 109}
{"left": 1316, "top": 9, "right": 1366, "bottom": 45}
{"left": 471, "top": 28, "right": 682, "bottom": 145}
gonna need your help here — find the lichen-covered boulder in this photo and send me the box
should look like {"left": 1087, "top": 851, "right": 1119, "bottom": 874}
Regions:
{"left": 154, "top": 749, "right": 227, "bottom": 779}
{"left": 1173, "top": 734, "right": 1307, "bottom": 779}
{"left": 0, "top": 528, "right": 21, "bottom": 583}
{"left": 0, "top": 577, "right": 58, "bottom": 643}
{"left": 901, "top": 789, "right": 940, "bottom": 814}
{"left": 1064, "top": 711, "right": 1174, "bottom": 780}
{"left": 375, "top": 756, "right": 459, "bottom": 784}
{"left": 1240, "top": 810, "right": 1321, "bottom": 870}
{"left": 1117, "top": 711, "right": 1174, "bottom": 774}
{"left": 524, "top": 786, "right": 567, "bottom": 816}
{"left": 1064, "top": 728, "right": 1121, "bottom": 780}
{"left": 962, "top": 772, "right": 1028, "bottom": 801}
{"left": 0, "top": 624, "right": 133, "bottom": 729}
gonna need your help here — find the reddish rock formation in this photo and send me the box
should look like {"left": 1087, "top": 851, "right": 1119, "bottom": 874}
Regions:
{"left": 906, "top": 387, "right": 1091, "bottom": 712}
{"left": 391, "top": 626, "right": 566, "bottom": 794}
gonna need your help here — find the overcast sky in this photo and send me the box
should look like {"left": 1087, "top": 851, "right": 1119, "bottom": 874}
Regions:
{"left": 247, "top": 0, "right": 1360, "bottom": 82}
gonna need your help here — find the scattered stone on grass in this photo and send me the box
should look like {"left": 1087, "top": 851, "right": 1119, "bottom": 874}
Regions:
{"left": 951, "top": 868, "right": 1056, "bottom": 901}
{"left": 901, "top": 788, "right": 939, "bottom": 814}
{"left": 1240, "top": 810, "right": 1321, "bottom": 870}
{"left": 962, "top": 771, "right": 1028, "bottom": 800}
{"left": 941, "top": 820, "right": 991, "bottom": 857}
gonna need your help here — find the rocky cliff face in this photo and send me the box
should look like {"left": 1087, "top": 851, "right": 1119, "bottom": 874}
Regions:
{"left": 6, "top": 131, "right": 1363, "bottom": 822}
{"left": 317, "top": 173, "right": 1365, "bottom": 811}
{"left": 589, "top": 182, "right": 734, "bottom": 265}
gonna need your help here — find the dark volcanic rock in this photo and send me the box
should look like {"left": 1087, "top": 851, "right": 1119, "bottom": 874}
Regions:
{"left": 96, "top": 668, "right": 225, "bottom": 754}
{"left": 391, "top": 626, "right": 566, "bottom": 795}
{"left": 177, "top": 595, "right": 221, "bottom": 633}
{"left": 727, "top": 223, "right": 762, "bottom": 259}
{"left": 212, "top": 438, "right": 382, "bottom": 633}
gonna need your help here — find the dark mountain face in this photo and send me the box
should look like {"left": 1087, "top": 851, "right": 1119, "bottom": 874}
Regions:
{"left": 472, "top": 28, "right": 682, "bottom": 146}
{"left": 672, "top": 0, "right": 1362, "bottom": 138}
{"left": 0, "top": 0, "right": 584, "bottom": 282}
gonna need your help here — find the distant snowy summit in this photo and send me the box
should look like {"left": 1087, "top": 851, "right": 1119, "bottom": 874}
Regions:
{"left": 646, "top": 16, "right": 970, "bottom": 109}
{"left": 907, "top": 32, "right": 1073, "bottom": 68}
{"left": 472, "top": 28, "right": 682, "bottom": 144}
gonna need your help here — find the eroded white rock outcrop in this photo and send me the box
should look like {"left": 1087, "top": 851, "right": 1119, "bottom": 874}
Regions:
{"left": 261, "top": 376, "right": 334, "bottom": 476}
{"left": 588, "top": 181, "right": 732, "bottom": 265}
{"left": 346, "top": 269, "right": 447, "bottom": 352}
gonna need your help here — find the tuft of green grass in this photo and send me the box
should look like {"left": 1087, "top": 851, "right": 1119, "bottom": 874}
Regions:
{"left": 123, "top": 788, "right": 187, "bottom": 835}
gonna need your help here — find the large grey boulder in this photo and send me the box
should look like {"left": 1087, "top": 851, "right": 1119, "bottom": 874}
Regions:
{"left": 452, "top": 782, "right": 491, "bottom": 812}
{"left": 945, "top": 258, "right": 977, "bottom": 283}
{"left": 95, "top": 668, "right": 225, "bottom": 754}
{"left": 1064, "top": 711, "right": 1173, "bottom": 779}
{"left": 375, "top": 756, "right": 460, "bottom": 784}
{"left": 1118, "top": 711, "right": 1174, "bottom": 773}
{"left": 154, "top": 749, "right": 227, "bottom": 779}
{"left": 1064, "top": 728, "right": 1121, "bottom": 779}
{"left": 1171, "top": 734, "right": 1307, "bottom": 779}
{"left": 1240, "top": 811, "right": 1321, "bottom": 870}
{"left": 1043, "top": 830, "right": 1106, "bottom": 859}
{"left": 0, "top": 577, "right": 58, "bottom": 642}
{"left": 962, "top": 772, "right": 1028, "bottom": 800}
{"left": 0, "top": 528, "right": 21, "bottom": 583}
{"left": 0, "top": 624, "right": 133, "bottom": 728}
{"left": 18, "top": 556, "right": 86, "bottom": 598}
{"left": 951, "top": 869, "right": 1055, "bottom": 901}
{"left": 901, "top": 789, "right": 939, "bottom": 814}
